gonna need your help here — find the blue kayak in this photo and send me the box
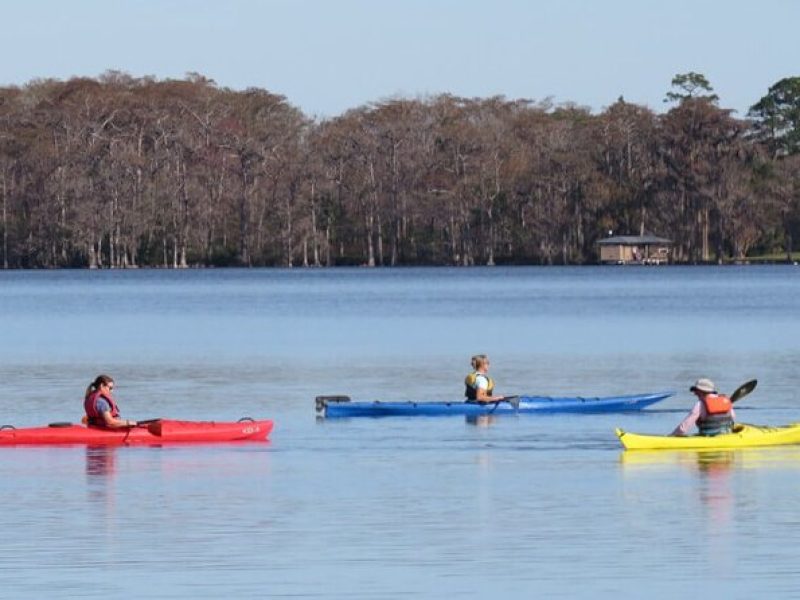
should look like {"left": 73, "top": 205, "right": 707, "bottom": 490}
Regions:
{"left": 315, "top": 392, "right": 674, "bottom": 418}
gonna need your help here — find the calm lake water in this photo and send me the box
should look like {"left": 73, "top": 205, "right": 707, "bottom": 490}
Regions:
{"left": 1, "top": 266, "right": 799, "bottom": 599}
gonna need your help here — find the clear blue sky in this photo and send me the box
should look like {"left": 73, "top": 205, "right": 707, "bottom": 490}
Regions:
{"left": 2, "top": 0, "right": 798, "bottom": 118}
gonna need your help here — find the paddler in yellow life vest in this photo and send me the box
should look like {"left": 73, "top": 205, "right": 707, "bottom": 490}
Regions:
{"left": 464, "top": 354, "right": 507, "bottom": 403}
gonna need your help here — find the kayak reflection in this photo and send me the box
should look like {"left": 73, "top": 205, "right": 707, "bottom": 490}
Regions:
{"left": 618, "top": 446, "right": 800, "bottom": 471}
{"left": 696, "top": 450, "right": 735, "bottom": 474}
{"left": 619, "top": 449, "right": 739, "bottom": 531}
{"left": 86, "top": 445, "right": 116, "bottom": 477}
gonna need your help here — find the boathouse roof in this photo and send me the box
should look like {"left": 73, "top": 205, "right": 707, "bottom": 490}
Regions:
{"left": 597, "top": 235, "right": 672, "bottom": 246}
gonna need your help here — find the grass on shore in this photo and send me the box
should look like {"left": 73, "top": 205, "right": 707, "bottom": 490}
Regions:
{"left": 743, "top": 252, "right": 800, "bottom": 263}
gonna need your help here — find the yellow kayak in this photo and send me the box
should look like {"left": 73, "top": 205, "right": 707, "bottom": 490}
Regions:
{"left": 615, "top": 422, "right": 800, "bottom": 450}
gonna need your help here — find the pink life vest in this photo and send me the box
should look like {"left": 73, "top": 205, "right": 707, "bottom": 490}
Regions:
{"left": 84, "top": 390, "right": 121, "bottom": 427}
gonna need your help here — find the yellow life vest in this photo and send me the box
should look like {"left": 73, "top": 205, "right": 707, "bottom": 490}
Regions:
{"left": 464, "top": 372, "right": 495, "bottom": 400}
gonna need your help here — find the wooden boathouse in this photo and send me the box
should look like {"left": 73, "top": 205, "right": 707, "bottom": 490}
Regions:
{"left": 597, "top": 235, "right": 672, "bottom": 265}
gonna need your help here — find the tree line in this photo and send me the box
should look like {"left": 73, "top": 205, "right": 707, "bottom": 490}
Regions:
{"left": 0, "top": 71, "right": 798, "bottom": 268}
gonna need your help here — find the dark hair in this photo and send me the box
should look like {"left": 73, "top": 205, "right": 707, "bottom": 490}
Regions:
{"left": 85, "top": 374, "right": 114, "bottom": 400}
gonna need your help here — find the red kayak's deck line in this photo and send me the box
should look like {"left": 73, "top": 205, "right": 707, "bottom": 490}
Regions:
{"left": 0, "top": 419, "right": 274, "bottom": 446}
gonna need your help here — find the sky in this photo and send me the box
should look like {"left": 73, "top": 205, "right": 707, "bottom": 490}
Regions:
{"left": 1, "top": 0, "right": 798, "bottom": 119}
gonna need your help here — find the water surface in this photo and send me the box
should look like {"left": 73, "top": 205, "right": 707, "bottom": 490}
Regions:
{"left": 1, "top": 266, "right": 799, "bottom": 598}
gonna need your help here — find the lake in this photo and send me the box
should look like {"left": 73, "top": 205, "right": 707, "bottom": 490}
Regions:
{"left": 0, "top": 266, "right": 799, "bottom": 598}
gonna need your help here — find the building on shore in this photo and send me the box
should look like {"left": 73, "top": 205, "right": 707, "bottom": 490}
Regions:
{"left": 597, "top": 235, "right": 672, "bottom": 265}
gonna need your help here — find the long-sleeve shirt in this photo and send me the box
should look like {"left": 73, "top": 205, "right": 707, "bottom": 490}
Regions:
{"left": 671, "top": 400, "right": 736, "bottom": 436}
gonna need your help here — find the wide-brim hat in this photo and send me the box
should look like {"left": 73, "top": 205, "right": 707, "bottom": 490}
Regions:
{"left": 690, "top": 378, "right": 716, "bottom": 394}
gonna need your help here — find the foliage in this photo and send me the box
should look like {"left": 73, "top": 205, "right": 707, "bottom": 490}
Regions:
{"left": 0, "top": 72, "right": 798, "bottom": 268}
{"left": 664, "top": 72, "right": 719, "bottom": 105}
{"left": 749, "top": 77, "right": 800, "bottom": 157}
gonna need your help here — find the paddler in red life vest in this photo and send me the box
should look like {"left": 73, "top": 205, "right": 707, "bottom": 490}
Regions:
{"left": 670, "top": 378, "right": 735, "bottom": 437}
{"left": 83, "top": 374, "right": 138, "bottom": 429}
{"left": 464, "top": 354, "right": 507, "bottom": 403}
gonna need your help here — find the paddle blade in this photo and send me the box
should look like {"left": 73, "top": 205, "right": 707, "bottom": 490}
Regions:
{"left": 505, "top": 395, "right": 520, "bottom": 409}
{"left": 730, "top": 379, "right": 757, "bottom": 403}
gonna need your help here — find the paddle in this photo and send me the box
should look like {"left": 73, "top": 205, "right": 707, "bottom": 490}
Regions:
{"left": 488, "top": 395, "right": 519, "bottom": 412}
{"left": 730, "top": 379, "right": 757, "bottom": 403}
{"left": 133, "top": 418, "right": 162, "bottom": 426}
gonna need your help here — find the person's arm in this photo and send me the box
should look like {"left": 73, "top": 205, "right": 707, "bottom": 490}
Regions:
{"left": 101, "top": 411, "right": 137, "bottom": 429}
{"left": 670, "top": 402, "right": 701, "bottom": 436}
{"left": 475, "top": 377, "right": 505, "bottom": 403}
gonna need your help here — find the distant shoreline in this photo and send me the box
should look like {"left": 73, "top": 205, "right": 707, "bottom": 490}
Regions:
{"left": 1, "top": 260, "right": 798, "bottom": 271}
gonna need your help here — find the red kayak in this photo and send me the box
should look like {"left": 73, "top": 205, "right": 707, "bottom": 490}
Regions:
{"left": 0, "top": 418, "right": 273, "bottom": 446}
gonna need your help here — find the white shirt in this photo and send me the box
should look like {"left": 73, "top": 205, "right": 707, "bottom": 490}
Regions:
{"left": 473, "top": 373, "right": 490, "bottom": 390}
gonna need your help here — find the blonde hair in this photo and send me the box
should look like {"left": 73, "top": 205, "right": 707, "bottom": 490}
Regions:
{"left": 470, "top": 354, "right": 489, "bottom": 371}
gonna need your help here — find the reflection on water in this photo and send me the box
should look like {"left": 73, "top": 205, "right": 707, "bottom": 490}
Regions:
{"left": 86, "top": 446, "right": 117, "bottom": 478}
{"left": 619, "top": 451, "right": 739, "bottom": 525}
{"left": 86, "top": 446, "right": 118, "bottom": 523}
{"left": 617, "top": 444, "right": 800, "bottom": 587}
{"left": 1, "top": 268, "right": 800, "bottom": 598}
{"left": 466, "top": 415, "right": 498, "bottom": 428}
{"left": 695, "top": 450, "right": 735, "bottom": 470}
{"left": 618, "top": 446, "right": 800, "bottom": 471}
{"left": 693, "top": 452, "right": 737, "bottom": 531}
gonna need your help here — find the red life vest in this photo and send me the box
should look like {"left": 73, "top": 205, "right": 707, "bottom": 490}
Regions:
{"left": 701, "top": 393, "right": 732, "bottom": 415}
{"left": 84, "top": 390, "right": 120, "bottom": 427}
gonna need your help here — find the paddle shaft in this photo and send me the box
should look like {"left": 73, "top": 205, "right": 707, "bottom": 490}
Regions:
{"left": 489, "top": 396, "right": 520, "bottom": 412}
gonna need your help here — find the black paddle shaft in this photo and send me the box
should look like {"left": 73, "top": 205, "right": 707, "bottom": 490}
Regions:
{"left": 730, "top": 379, "right": 757, "bottom": 403}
